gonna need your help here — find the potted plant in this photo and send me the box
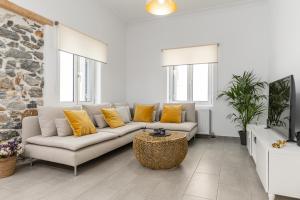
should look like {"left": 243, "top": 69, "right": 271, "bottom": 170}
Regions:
{"left": 0, "top": 136, "right": 23, "bottom": 178}
{"left": 218, "top": 71, "right": 267, "bottom": 145}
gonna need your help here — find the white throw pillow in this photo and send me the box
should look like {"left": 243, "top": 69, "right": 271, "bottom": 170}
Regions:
{"left": 55, "top": 118, "right": 73, "bottom": 137}
{"left": 115, "top": 106, "right": 131, "bottom": 123}
{"left": 94, "top": 114, "right": 108, "bottom": 128}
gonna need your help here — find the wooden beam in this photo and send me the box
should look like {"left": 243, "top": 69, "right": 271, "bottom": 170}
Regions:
{"left": 0, "top": 0, "right": 54, "bottom": 26}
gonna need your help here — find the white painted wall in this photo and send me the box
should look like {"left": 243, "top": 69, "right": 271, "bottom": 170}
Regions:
{"left": 126, "top": 1, "right": 270, "bottom": 137}
{"left": 11, "top": 0, "right": 127, "bottom": 105}
{"left": 11, "top": 0, "right": 275, "bottom": 137}
{"left": 268, "top": 0, "right": 300, "bottom": 131}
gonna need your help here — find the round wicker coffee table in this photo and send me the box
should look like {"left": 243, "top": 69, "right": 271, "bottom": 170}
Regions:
{"left": 133, "top": 131, "right": 188, "bottom": 169}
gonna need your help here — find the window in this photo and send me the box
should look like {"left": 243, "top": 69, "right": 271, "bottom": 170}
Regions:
{"left": 163, "top": 44, "right": 218, "bottom": 105}
{"left": 59, "top": 51, "right": 100, "bottom": 104}
{"left": 59, "top": 51, "right": 74, "bottom": 102}
{"left": 168, "top": 64, "right": 213, "bottom": 105}
{"left": 58, "top": 24, "right": 107, "bottom": 104}
{"left": 173, "top": 65, "right": 188, "bottom": 101}
{"left": 78, "top": 57, "right": 94, "bottom": 102}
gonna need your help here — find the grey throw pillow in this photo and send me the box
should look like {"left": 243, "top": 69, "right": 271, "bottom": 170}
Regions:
{"left": 55, "top": 118, "right": 73, "bottom": 137}
{"left": 115, "top": 106, "right": 131, "bottom": 123}
{"left": 94, "top": 114, "right": 108, "bottom": 128}
{"left": 82, "top": 104, "right": 111, "bottom": 126}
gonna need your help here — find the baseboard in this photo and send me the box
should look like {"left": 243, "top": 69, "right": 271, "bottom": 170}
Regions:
{"left": 196, "top": 133, "right": 215, "bottom": 138}
{"left": 196, "top": 133, "right": 240, "bottom": 139}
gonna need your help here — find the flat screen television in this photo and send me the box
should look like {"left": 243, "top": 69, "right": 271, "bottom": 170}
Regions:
{"left": 267, "top": 75, "right": 296, "bottom": 141}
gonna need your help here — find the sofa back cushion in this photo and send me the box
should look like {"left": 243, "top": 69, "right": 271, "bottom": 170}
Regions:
{"left": 38, "top": 106, "right": 81, "bottom": 137}
{"left": 112, "top": 102, "right": 129, "bottom": 107}
{"left": 82, "top": 103, "right": 111, "bottom": 126}
{"left": 163, "top": 103, "right": 196, "bottom": 122}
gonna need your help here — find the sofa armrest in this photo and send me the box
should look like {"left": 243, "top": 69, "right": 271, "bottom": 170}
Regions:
{"left": 22, "top": 116, "right": 41, "bottom": 145}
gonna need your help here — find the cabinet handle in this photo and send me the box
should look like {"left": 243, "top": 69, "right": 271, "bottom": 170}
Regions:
{"left": 254, "top": 136, "right": 257, "bottom": 144}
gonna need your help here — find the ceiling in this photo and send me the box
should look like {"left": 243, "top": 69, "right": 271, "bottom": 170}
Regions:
{"left": 99, "top": 0, "right": 252, "bottom": 23}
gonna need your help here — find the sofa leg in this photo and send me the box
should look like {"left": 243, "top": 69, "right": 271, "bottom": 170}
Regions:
{"left": 189, "top": 135, "right": 196, "bottom": 144}
{"left": 74, "top": 166, "right": 77, "bottom": 176}
{"left": 191, "top": 135, "right": 196, "bottom": 143}
{"left": 29, "top": 157, "right": 33, "bottom": 167}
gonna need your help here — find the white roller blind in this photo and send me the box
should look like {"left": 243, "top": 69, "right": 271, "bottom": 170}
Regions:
{"left": 162, "top": 44, "right": 218, "bottom": 66}
{"left": 58, "top": 24, "right": 107, "bottom": 63}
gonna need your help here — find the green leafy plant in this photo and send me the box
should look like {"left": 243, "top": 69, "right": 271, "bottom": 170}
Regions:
{"left": 218, "top": 71, "right": 267, "bottom": 132}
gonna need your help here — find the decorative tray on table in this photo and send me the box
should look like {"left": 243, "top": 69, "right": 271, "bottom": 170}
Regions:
{"left": 149, "top": 128, "right": 171, "bottom": 137}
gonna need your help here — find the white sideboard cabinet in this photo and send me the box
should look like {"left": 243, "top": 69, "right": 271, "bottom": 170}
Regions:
{"left": 247, "top": 125, "right": 300, "bottom": 200}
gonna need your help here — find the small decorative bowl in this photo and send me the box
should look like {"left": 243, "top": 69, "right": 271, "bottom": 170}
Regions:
{"left": 151, "top": 129, "right": 170, "bottom": 137}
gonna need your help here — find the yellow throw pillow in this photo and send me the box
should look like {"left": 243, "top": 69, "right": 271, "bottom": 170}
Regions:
{"left": 160, "top": 105, "right": 182, "bottom": 123}
{"left": 133, "top": 104, "right": 155, "bottom": 122}
{"left": 101, "top": 108, "right": 125, "bottom": 128}
{"left": 64, "top": 110, "right": 96, "bottom": 137}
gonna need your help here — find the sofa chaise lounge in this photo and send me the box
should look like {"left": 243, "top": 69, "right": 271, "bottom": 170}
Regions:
{"left": 22, "top": 103, "right": 198, "bottom": 175}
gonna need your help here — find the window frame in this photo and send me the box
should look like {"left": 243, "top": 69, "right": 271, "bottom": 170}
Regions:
{"left": 77, "top": 57, "right": 96, "bottom": 104}
{"left": 59, "top": 50, "right": 98, "bottom": 105}
{"left": 167, "top": 64, "right": 214, "bottom": 106}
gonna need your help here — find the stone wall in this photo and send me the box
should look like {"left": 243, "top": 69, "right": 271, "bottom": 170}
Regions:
{"left": 0, "top": 8, "right": 44, "bottom": 139}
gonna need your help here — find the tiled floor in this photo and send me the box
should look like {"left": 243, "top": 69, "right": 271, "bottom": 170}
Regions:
{"left": 0, "top": 137, "right": 298, "bottom": 200}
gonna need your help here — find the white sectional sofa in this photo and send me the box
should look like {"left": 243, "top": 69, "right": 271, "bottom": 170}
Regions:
{"left": 22, "top": 103, "right": 198, "bottom": 175}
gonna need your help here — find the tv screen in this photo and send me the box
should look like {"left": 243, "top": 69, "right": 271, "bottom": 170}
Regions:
{"left": 267, "top": 75, "right": 295, "bottom": 141}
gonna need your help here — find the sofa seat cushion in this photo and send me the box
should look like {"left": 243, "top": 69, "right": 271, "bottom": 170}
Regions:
{"left": 146, "top": 122, "right": 197, "bottom": 132}
{"left": 26, "top": 132, "right": 117, "bottom": 151}
{"left": 97, "top": 122, "right": 146, "bottom": 137}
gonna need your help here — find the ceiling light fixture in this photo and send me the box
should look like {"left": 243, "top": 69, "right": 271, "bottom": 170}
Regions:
{"left": 146, "top": 0, "right": 177, "bottom": 16}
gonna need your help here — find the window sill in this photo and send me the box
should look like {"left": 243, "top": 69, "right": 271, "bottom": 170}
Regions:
{"left": 167, "top": 100, "right": 213, "bottom": 109}
{"left": 59, "top": 102, "right": 95, "bottom": 106}
{"left": 195, "top": 104, "right": 213, "bottom": 109}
